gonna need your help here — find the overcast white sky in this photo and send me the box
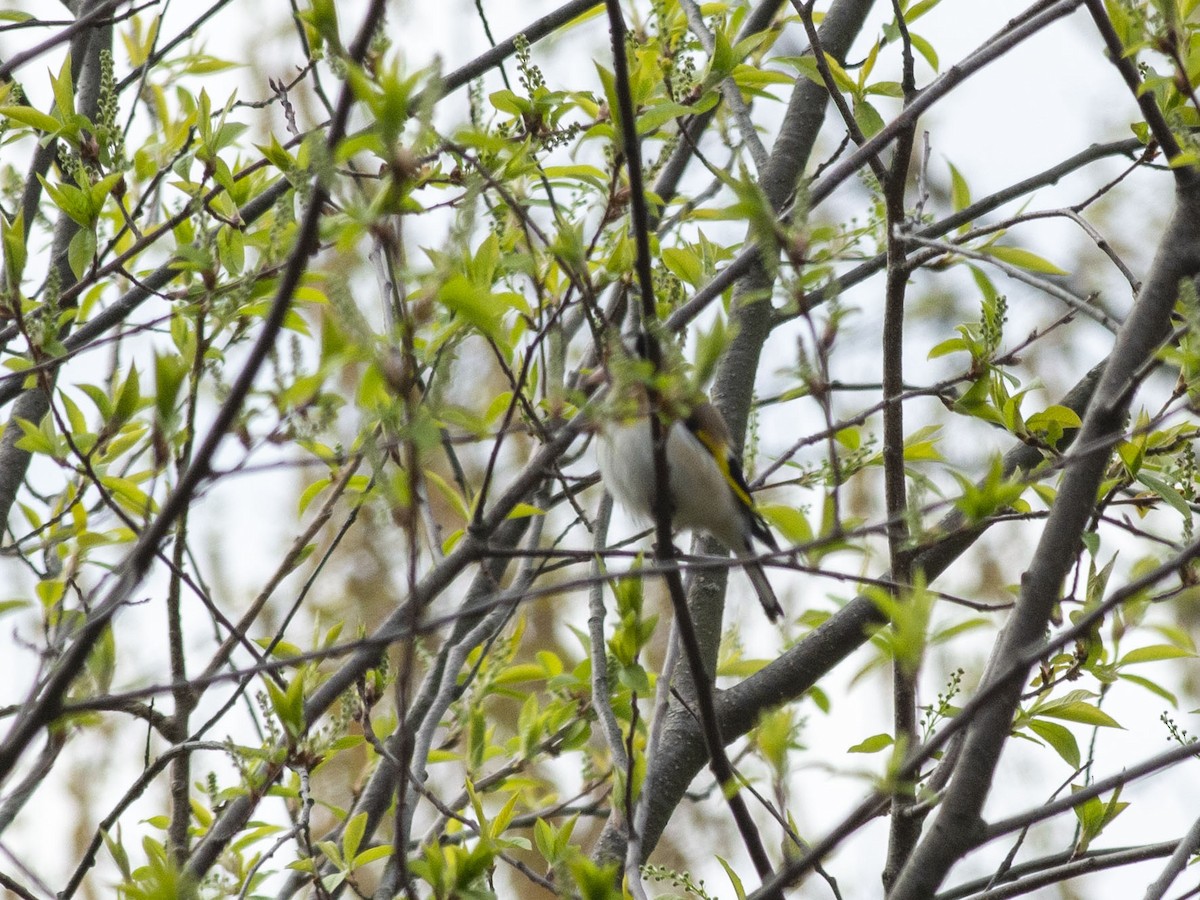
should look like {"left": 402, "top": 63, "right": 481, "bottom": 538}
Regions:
{"left": 0, "top": 2, "right": 1193, "bottom": 898}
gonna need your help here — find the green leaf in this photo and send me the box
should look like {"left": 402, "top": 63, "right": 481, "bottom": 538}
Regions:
{"left": 38, "top": 175, "right": 91, "bottom": 226}
{"left": 438, "top": 275, "right": 505, "bottom": 343}
{"left": 1116, "top": 672, "right": 1178, "bottom": 706}
{"left": 86, "top": 622, "right": 116, "bottom": 693}
{"left": 506, "top": 502, "right": 546, "bottom": 519}
{"left": 951, "top": 455, "right": 1026, "bottom": 522}
{"left": 1026, "top": 405, "right": 1082, "bottom": 427}
{"left": 708, "top": 25, "right": 734, "bottom": 81}
{"left": 928, "top": 337, "right": 969, "bottom": 359}
{"left": 692, "top": 312, "right": 729, "bottom": 386}
{"left": 254, "top": 638, "right": 303, "bottom": 658}
{"left": 154, "top": 352, "right": 187, "bottom": 425}
{"left": 352, "top": 845, "right": 392, "bottom": 867}
{"left": 265, "top": 672, "right": 306, "bottom": 740}
{"left": 1072, "top": 783, "right": 1128, "bottom": 854}
{"left": 1136, "top": 471, "right": 1192, "bottom": 519}
{"left": 836, "top": 427, "right": 861, "bottom": 450}
{"left": 112, "top": 365, "right": 141, "bottom": 426}
{"left": 661, "top": 246, "right": 704, "bottom": 288}
{"left": 717, "top": 856, "right": 747, "bottom": 900}
{"left": 101, "top": 475, "right": 158, "bottom": 516}
{"left": 821, "top": 53, "right": 858, "bottom": 93}
{"left": 759, "top": 504, "right": 812, "bottom": 545}
{"left": 566, "top": 856, "right": 621, "bottom": 899}
{"left": 51, "top": 53, "right": 75, "bottom": 119}
{"left": 184, "top": 54, "right": 240, "bottom": 75}
{"left": 853, "top": 98, "right": 885, "bottom": 137}
{"left": 489, "top": 89, "right": 529, "bottom": 116}
{"left": 0, "top": 599, "right": 29, "bottom": 620}
{"left": 67, "top": 228, "right": 96, "bottom": 279}
{"left": 859, "top": 40, "right": 881, "bottom": 86}
{"left": 542, "top": 164, "right": 609, "bottom": 188}
{"left": 1028, "top": 719, "right": 1081, "bottom": 768}
{"left": 60, "top": 391, "right": 88, "bottom": 436}
{"left": 257, "top": 134, "right": 297, "bottom": 174}
{"left": 88, "top": 172, "right": 123, "bottom": 216}
{"left": 315, "top": 839, "right": 344, "bottom": 870}
{"left": 0, "top": 106, "right": 62, "bottom": 132}
{"left": 517, "top": 692, "right": 541, "bottom": 756}
{"left": 906, "top": 0, "right": 945, "bottom": 22}
{"left": 753, "top": 708, "right": 794, "bottom": 774}
{"left": 864, "top": 80, "right": 904, "bottom": 97}
{"left": 490, "top": 790, "right": 521, "bottom": 839}
{"left": 2, "top": 209, "right": 27, "bottom": 286}
{"left": 778, "top": 55, "right": 822, "bottom": 88}
{"left": 616, "top": 661, "right": 651, "bottom": 694}
{"left": 1037, "top": 701, "right": 1122, "bottom": 728}
{"left": 494, "top": 663, "right": 549, "bottom": 685}
{"left": 14, "top": 417, "right": 56, "bottom": 456}
{"left": 294, "top": 478, "right": 326, "bottom": 517}
{"left": 731, "top": 63, "right": 795, "bottom": 94}
{"left": 909, "top": 32, "right": 939, "bottom": 71}
{"left": 103, "top": 828, "right": 133, "bottom": 880}
{"left": 342, "top": 812, "right": 367, "bottom": 863}
{"left": 949, "top": 162, "right": 971, "bottom": 216}
{"left": 1080, "top": 529, "right": 1100, "bottom": 557}
{"left": 423, "top": 468, "right": 469, "bottom": 522}
{"left": 904, "top": 425, "right": 944, "bottom": 462}
{"left": 534, "top": 818, "right": 554, "bottom": 863}
{"left": 637, "top": 96, "right": 715, "bottom": 134}
{"left": 1118, "top": 644, "right": 1195, "bottom": 665}
{"left": 848, "top": 732, "right": 894, "bottom": 753}
{"left": 986, "top": 245, "right": 1069, "bottom": 275}
{"left": 594, "top": 63, "right": 621, "bottom": 134}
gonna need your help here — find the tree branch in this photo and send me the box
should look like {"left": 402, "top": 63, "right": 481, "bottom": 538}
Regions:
{"left": 594, "top": 0, "right": 877, "bottom": 865}
{"left": 890, "top": 167, "right": 1200, "bottom": 897}
{"left": 596, "top": 360, "right": 1104, "bottom": 865}
{"left": 0, "top": 0, "right": 383, "bottom": 800}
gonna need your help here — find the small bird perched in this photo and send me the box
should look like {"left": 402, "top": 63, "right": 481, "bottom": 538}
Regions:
{"left": 592, "top": 338, "right": 784, "bottom": 621}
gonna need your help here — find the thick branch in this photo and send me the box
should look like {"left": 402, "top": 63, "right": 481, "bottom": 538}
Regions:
{"left": 889, "top": 171, "right": 1200, "bottom": 900}
{"left": 666, "top": 0, "right": 1088, "bottom": 333}
{"left": 594, "top": 361, "right": 1104, "bottom": 865}
{"left": 593, "top": 0, "right": 874, "bottom": 865}
{"left": 187, "top": 416, "right": 584, "bottom": 879}
{"left": 0, "top": 0, "right": 111, "bottom": 528}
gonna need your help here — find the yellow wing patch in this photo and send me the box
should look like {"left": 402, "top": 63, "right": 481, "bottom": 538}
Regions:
{"left": 691, "top": 426, "right": 754, "bottom": 510}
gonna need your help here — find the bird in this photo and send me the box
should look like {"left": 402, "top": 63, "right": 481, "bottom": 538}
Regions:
{"left": 591, "top": 340, "right": 784, "bottom": 621}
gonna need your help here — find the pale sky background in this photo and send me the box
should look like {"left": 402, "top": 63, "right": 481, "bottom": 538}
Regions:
{"left": 0, "top": 1, "right": 1193, "bottom": 898}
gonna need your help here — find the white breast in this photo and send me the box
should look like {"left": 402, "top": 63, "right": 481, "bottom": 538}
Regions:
{"left": 596, "top": 417, "right": 744, "bottom": 551}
